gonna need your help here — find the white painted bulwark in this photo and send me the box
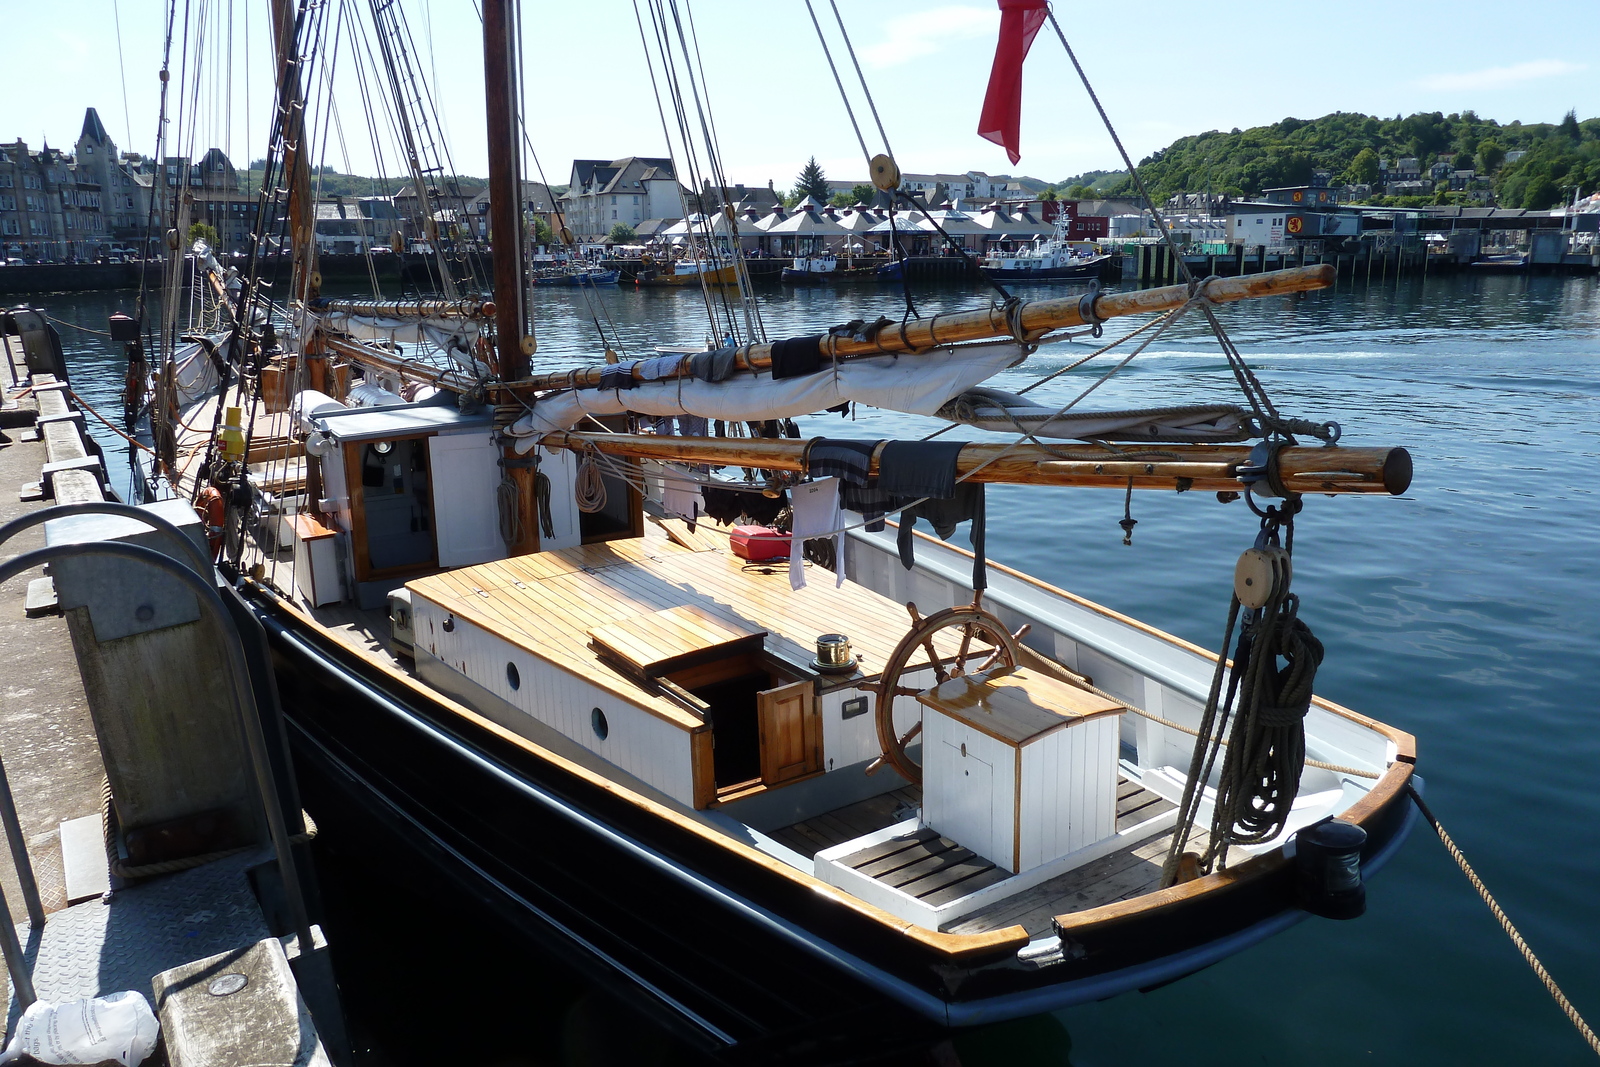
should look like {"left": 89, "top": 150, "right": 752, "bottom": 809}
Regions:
{"left": 408, "top": 592, "right": 698, "bottom": 805}
{"left": 428, "top": 430, "right": 505, "bottom": 567}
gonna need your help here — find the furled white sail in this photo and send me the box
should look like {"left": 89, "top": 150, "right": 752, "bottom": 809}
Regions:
{"left": 936, "top": 388, "right": 1249, "bottom": 442}
{"left": 507, "top": 342, "right": 1028, "bottom": 448}
{"left": 311, "top": 311, "right": 490, "bottom": 378}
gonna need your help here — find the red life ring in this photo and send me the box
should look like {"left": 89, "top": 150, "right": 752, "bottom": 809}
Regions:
{"left": 196, "top": 486, "right": 225, "bottom": 559}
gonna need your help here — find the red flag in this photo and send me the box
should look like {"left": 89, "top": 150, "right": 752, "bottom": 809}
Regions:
{"left": 976, "top": 0, "right": 1049, "bottom": 165}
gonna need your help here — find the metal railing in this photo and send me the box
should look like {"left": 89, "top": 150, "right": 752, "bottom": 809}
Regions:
{"left": 0, "top": 502, "right": 313, "bottom": 1008}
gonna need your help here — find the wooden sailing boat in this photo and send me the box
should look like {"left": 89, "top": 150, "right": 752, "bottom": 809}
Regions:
{"left": 129, "top": 0, "right": 1418, "bottom": 1057}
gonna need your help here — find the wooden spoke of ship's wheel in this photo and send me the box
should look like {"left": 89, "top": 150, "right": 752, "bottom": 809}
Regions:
{"left": 866, "top": 600, "right": 1024, "bottom": 785}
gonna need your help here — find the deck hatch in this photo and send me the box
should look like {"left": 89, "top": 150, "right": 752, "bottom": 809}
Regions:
{"left": 587, "top": 605, "right": 768, "bottom": 680}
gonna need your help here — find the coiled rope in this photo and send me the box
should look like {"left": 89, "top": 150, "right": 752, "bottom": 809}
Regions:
{"left": 574, "top": 451, "right": 608, "bottom": 514}
{"left": 1407, "top": 784, "right": 1600, "bottom": 1060}
{"left": 496, "top": 473, "right": 522, "bottom": 548}
{"left": 1208, "top": 593, "right": 1323, "bottom": 851}
{"left": 535, "top": 466, "right": 555, "bottom": 539}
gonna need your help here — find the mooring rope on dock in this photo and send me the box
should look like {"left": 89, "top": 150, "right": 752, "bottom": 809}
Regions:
{"left": 1407, "top": 783, "right": 1600, "bottom": 1059}
{"left": 67, "top": 388, "right": 153, "bottom": 454}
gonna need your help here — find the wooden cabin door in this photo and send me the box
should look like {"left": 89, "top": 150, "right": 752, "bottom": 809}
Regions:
{"left": 757, "top": 679, "right": 821, "bottom": 786}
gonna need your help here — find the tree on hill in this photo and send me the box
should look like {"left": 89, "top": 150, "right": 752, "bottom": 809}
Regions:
{"left": 1452, "top": 151, "right": 1474, "bottom": 172}
{"left": 608, "top": 222, "right": 637, "bottom": 243}
{"left": 850, "top": 183, "right": 876, "bottom": 206}
{"left": 1345, "top": 148, "right": 1379, "bottom": 185}
{"left": 828, "top": 192, "right": 855, "bottom": 208}
{"left": 1477, "top": 140, "right": 1505, "bottom": 174}
{"left": 792, "top": 157, "right": 829, "bottom": 202}
{"left": 1522, "top": 175, "right": 1560, "bottom": 210}
{"left": 1119, "top": 109, "right": 1599, "bottom": 206}
{"left": 1560, "top": 109, "right": 1582, "bottom": 143}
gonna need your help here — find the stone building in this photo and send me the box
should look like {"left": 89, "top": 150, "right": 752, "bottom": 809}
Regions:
{"left": 562, "top": 157, "right": 691, "bottom": 240}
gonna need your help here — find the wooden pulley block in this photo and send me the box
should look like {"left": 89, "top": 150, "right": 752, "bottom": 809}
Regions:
{"left": 166, "top": 228, "right": 180, "bottom": 250}
{"left": 870, "top": 153, "right": 901, "bottom": 192}
{"left": 1235, "top": 546, "right": 1291, "bottom": 609}
{"left": 308, "top": 270, "right": 322, "bottom": 290}
{"left": 519, "top": 335, "right": 537, "bottom": 356}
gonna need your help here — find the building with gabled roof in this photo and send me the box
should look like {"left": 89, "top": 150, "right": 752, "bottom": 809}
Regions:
{"left": 563, "top": 156, "right": 694, "bottom": 239}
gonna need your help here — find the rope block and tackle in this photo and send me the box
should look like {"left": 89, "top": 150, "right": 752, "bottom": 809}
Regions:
{"left": 1164, "top": 499, "right": 1324, "bottom": 883}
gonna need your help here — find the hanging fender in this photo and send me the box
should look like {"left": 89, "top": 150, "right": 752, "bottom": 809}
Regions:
{"left": 195, "top": 486, "right": 226, "bottom": 559}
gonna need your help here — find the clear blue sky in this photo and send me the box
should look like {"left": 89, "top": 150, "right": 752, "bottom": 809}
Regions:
{"left": 5, "top": 0, "right": 1596, "bottom": 188}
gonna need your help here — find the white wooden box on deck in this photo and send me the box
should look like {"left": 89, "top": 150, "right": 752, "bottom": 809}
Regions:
{"left": 918, "top": 666, "right": 1123, "bottom": 874}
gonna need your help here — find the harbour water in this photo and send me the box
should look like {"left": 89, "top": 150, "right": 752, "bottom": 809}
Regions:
{"left": 19, "top": 271, "right": 1600, "bottom": 1064}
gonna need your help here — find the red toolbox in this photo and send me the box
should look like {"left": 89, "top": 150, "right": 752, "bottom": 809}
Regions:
{"left": 730, "top": 525, "right": 789, "bottom": 561}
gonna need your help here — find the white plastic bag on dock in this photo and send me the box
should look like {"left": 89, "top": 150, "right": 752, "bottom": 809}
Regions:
{"left": 0, "top": 991, "right": 159, "bottom": 1066}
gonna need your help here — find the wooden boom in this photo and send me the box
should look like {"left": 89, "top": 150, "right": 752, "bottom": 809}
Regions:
{"left": 535, "top": 431, "right": 1412, "bottom": 497}
{"left": 506, "top": 264, "right": 1335, "bottom": 393}
{"left": 308, "top": 297, "right": 495, "bottom": 320}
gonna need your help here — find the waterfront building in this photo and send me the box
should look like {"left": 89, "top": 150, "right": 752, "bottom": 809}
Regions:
{"left": 898, "top": 171, "right": 999, "bottom": 202}
{"left": 391, "top": 179, "right": 485, "bottom": 247}
{"left": 313, "top": 196, "right": 403, "bottom": 254}
{"left": 1262, "top": 185, "right": 1339, "bottom": 207}
{"left": 148, "top": 148, "right": 255, "bottom": 256}
{"left": 1228, "top": 210, "right": 1291, "bottom": 248}
{"left": 73, "top": 108, "right": 151, "bottom": 252}
{"left": 702, "top": 180, "right": 783, "bottom": 214}
{"left": 466, "top": 181, "right": 558, "bottom": 242}
{"left": 563, "top": 157, "right": 692, "bottom": 240}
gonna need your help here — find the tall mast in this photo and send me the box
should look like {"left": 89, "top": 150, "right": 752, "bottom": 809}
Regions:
{"left": 482, "top": 0, "right": 527, "bottom": 381}
{"left": 270, "top": 0, "right": 319, "bottom": 303}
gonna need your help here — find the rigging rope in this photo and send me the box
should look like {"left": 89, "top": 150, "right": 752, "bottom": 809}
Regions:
{"left": 1162, "top": 500, "right": 1322, "bottom": 883}
{"left": 1042, "top": 13, "right": 1334, "bottom": 444}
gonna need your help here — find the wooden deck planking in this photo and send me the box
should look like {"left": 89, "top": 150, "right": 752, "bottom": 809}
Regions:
{"left": 768, "top": 786, "right": 921, "bottom": 859}
{"left": 407, "top": 521, "right": 978, "bottom": 729}
{"left": 942, "top": 784, "right": 1203, "bottom": 936}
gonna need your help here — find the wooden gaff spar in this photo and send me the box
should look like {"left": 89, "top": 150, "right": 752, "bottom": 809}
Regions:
{"left": 534, "top": 432, "right": 1414, "bottom": 497}
{"left": 313, "top": 264, "right": 1336, "bottom": 396}
{"left": 307, "top": 297, "right": 496, "bottom": 320}
{"left": 506, "top": 264, "right": 1335, "bottom": 393}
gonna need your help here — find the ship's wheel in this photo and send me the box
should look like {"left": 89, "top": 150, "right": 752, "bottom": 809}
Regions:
{"left": 865, "top": 595, "right": 1027, "bottom": 785}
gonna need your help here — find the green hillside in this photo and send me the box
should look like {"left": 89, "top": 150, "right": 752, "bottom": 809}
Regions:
{"left": 1057, "top": 110, "right": 1600, "bottom": 209}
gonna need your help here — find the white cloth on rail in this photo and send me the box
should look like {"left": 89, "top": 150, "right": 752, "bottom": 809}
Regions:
{"left": 788, "top": 477, "right": 843, "bottom": 591}
{"left": 661, "top": 464, "right": 702, "bottom": 525}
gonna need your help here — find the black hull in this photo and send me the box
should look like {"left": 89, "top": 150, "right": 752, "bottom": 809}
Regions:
{"left": 239, "top": 583, "right": 1417, "bottom": 1059}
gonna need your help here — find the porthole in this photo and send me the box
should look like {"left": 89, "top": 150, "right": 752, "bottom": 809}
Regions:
{"left": 591, "top": 707, "right": 609, "bottom": 740}
{"left": 506, "top": 662, "right": 520, "bottom": 691}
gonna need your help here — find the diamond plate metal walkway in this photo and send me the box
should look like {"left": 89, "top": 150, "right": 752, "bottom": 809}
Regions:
{"left": 5, "top": 850, "right": 273, "bottom": 1029}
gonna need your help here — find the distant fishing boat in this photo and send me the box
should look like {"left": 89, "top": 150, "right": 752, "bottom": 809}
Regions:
{"left": 534, "top": 268, "right": 620, "bottom": 287}
{"left": 782, "top": 254, "right": 881, "bottom": 283}
{"left": 981, "top": 216, "right": 1110, "bottom": 281}
{"left": 636, "top": 260, "right": 738, "bottom": 287}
